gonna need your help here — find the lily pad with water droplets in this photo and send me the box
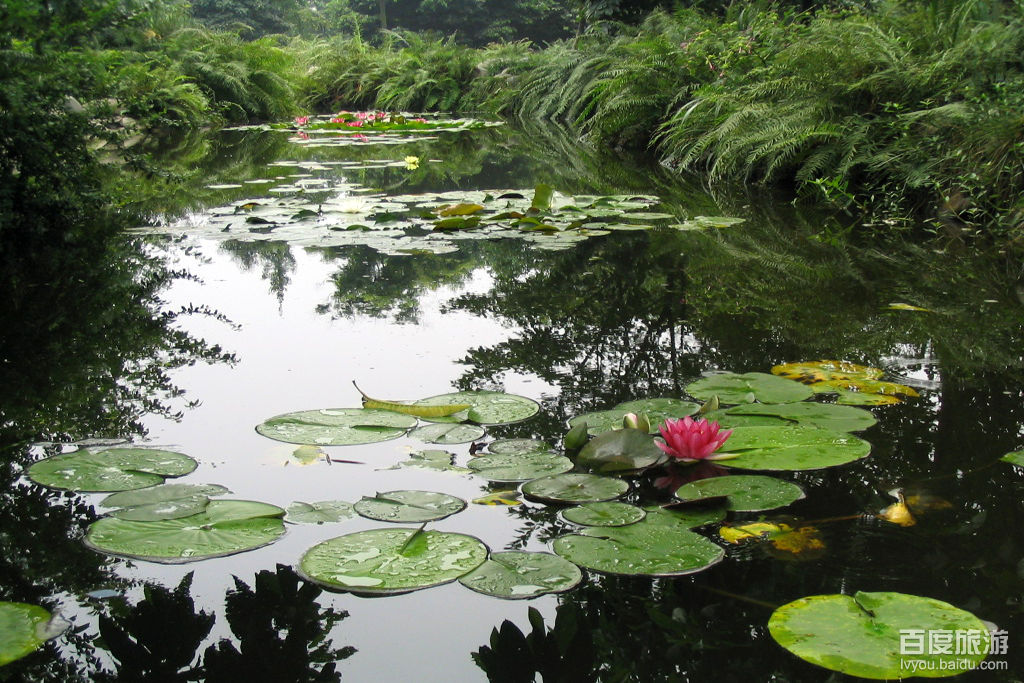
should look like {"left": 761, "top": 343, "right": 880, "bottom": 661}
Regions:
{"left": 771, "top": 360, "right": 884, "bottom": 384}
{"left": 28, "top": 448, "right": 198, "bottom": 492}
{"left": 724, "top": 402, "right": 876, "bottom": 433}
{"left": 0, "top": 602, "right": 52, "bottom": 666}
{"left": 458, "top": 551, "right": 583, "bottom": 599}
{"left": 675, "top": 475, "right": 805, "bottom": 512}
{"left": 686, "top": 372, "right": 814, "bottom": 405}
{"left": 354, "top": 490, "right": 466, "bottom": 523}
{"left": 576, "top": 428, "right": 667, "bottom": 474}
{"left": 719, "top": 425, "right": 871, "bottom": 471}
{"left": 769, "top": 592, "right": 991, "bottom": 679}
{"left": 100, "top": 483, "right": 231, "bottom": 521}
{"left": 415, "top": 391, "right": 540, "bottom": 426}
{"left": 467, "top": 452, "right": 573, "bottom": 483}
{"left": 521, "top": 473, "right": 629, "bottom": 504}
{"left": 568, "top": 398, "right": 699, "bottom": 435}
{"left": 409, "top": 423, "right": 485, "bottom": 444}
{"left": 256, "top": 408, "right": 417, "bottom": 445}
{"left": 285, "top": 500, "right": 356, "bottom": 525}
{"left": 561, "top": 502, "right": 646, "bottom": 527}
{"left": 394, "top": 450, "right": 471, "bottom": 474}
{"left": 85, "top": 500, "right": 286, "bottom": 563}
{"left": 299, "top": 528, "right": 488, "bottom": 595}
{"left": 553, "top": 508, "right": 724, "bottom": 577}
{"left": 486, "top": 439, "right": 552, "bottom": 455}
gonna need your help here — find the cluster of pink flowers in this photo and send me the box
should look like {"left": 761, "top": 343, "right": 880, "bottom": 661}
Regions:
{"left": 656, "top": 416, "right": 734, "bottom": 463}
{"left": 294, "top": 115, "right": 309, "bottom": 126}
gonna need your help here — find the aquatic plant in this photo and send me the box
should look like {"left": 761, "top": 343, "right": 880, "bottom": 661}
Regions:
{"left": 655, "top": 416, "right": 734, "bottom": 462}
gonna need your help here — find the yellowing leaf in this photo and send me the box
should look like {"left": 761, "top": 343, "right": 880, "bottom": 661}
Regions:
{"left": 353, "top": 382, "right": 470, "bottom": 418}
{"left": 720, "top": 522, "right": 783, "bottom": 544}
{"left": 291, "top": 445, "right": 325, "bottom": 465}
{"left": 813, "top": 378, "right": 919, "bottom": 398}
{"left": 878, "top": 501, "right": 916, "bottom": 527}
{"left": 887, "top": 302, "right": 934, "bottom": 312}
{"left": 771, "top": 361, "right": 883, "bottom": 385}
{"left": 472, "top": 491, "right": 523, "bottom": 506}
{"left": 768, "top": 525, "right": 825, "bottom": 557}
{"left": 437, "top": 203, "right": 484, "bottom": 217}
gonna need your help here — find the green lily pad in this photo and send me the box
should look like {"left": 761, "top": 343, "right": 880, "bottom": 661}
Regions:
{"left": 466, "top": 452, "right": 573, "bottom": 483}
{"left": 561, "top": 502, "right": 647, "bottom": 527}
{"left": 576, "top": 429, "right": 667, "bottom": 473}
{"left": 0, "top": 602, "right": 52, "bottom": 666}
{"left": 84, "top": 500, "right": 286, "bottom": 563}
{"left": 285, "top": 500, "right": 356, "bottom": 524}
{"left": 415, "top": 391, "right": 540, "bottom": 425}
{"left": 299, "top": 528, "right": 488, "bottom": 594}
{"left": 100, "top": 483, "right": 230, "bottom": 521}
{"left": 486, "top": 439, "right": 553, "bottom": 455}
{"left": 28, "top": 448, "right": 198, "bottom": 492}
{"left": 675, "top": 475, "right": 805, "bottom": 512}
{"left": 458, "top": 552, "right": 583, "bottom": 599}
{"left": 702, "top": 410, "right": 793, "bottom": 428}
{"left": 521, "top": 473, "right": 629, "bottom": 504}
{"left": 395, "top": 450, "right": 471, "bottom": 474}
{"left": 686, "top": 372, "right": 814, "bottom": 405}
{"left": 1001, "top": 451, "right": 1024, "bottom": 468}
{"left": 568, "top": 398, "right": 699, "bottom": 435}
{"left": 725, "top": 403, "right": 876, "bottom": 432}
{"left": 720, "top": 425, "right": 871, "bottom": 471}
{"left": 256, "top": 408, "right": 417, "bottom": 445}
{"left": 354, "top": 490, "right": 466, "bottom": 523}
{"left": 553, "top": 508, "right": 724, "bottom": 577}
{"left": 769, "top": 592, "right": 991, "bottom": 679}
{"left": 409, "top": 423, "right": 485, "bottom": 444}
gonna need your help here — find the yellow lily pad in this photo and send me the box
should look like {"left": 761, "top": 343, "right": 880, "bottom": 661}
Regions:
{"left": 771, "top": 361, "right": 883, "bottom": 385}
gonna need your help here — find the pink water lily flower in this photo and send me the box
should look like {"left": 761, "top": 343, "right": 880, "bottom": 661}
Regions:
{"left": 347, "top": 120, "right": 363, "bottom": 127}
{"left": 656, "top": 416, "right": 735, "bottom": 463}
{"left": 294, "top": 116, "right": 309, "bottom": 126}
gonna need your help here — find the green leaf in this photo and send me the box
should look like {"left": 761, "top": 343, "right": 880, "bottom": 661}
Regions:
{"left": 721, "top": 425, "right": 871, "bottom": 471}
{"left": 0, "top": 602, "right": 52, "bottom": 666}
{"left": 576, "top": 429, "right": 667, "bottom": 473}
{"left": 85, "top": 500, "right": 286, "bottom": 563}
{"left": 467, "top": 452, "right": 574, "bottom": 483}
{"left": 531, "top": 183, "right": 554, "bottom": 211}
{"left": 416, "top": 391, "right": 540, "bottom": 426}
{"left": 553, "top": 508, "right": 724, "bottom": 577}
{"left": 99, "top": 483, "right": 230, "bottom": 521}
{"left": 299, "top": 528, "right": 488, "bottom": 595}
{"left": 725, "top": 403, "right": 876, "bottom": 432}
{"left": 521, "top": 473, "right": 629, "bottom": 504}
{"left": 354, "top": 490, "right": 466, "bottom": 523}
{"left": 769, "top": 592, "right": 991, "bottom": 679}
{"left": 569, "top": 398, "right": 699, "bottom": 436}
{"left": 354, "top": 382, "right": 470, "bottom": 417}
{"left": 686, "top": 372, "right": 814, "bottom": 405}
{"left": 459, "top": 552, "right": 583, "bottom": 599}
{"left": 409, "top": 423, "right": 485, "bottom": 444}
{"left": 285, "top": 500, "right": 355, "bottom": 525}
{"left": 675, "top": 475, "right": 805, "bottom": 512}
{"left": 561, "top": 502, "right": 647, "bottom": 527}
{"left": 1001, "top": 450, "right": 1024, "bottom": 468}
{"left": 486, "top": 439, "right": 553, "bottom": 455}
{"left": 28, "top": 448, "right": 198, "bottom": 492}
{"left": 256, "top": 408, "right": 416, "bottom": 445}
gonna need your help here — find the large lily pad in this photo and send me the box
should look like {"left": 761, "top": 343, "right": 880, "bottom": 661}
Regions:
{"left": 686, "top": 373, "right": 814, "bottom": 405}
{"left": 466, "top": 452, "right": 573, "bottom": 483}
{"left": 0, "top": 602, "right": 51, "bottom": 666}
{"left": 84, "top": 500, "right": 286, "bottom": 563}
{"left": 576, "top": 429, "right": 667, "bottom": 473}
{"left": 458, "top": 552, "right": 583, "bottom": 599}
{"left": 568, "top": 398, "right": 699, "bottom": 435}
{"left": 415, "top": 391, "right": 539, "bottom": 425}
{"left": 354, "top": 490, "right": 466, "bottom": 523}
{"left": 298, "top": 527, "right": 488, "bottom": 594}
{"left": 27, "top": 448, "right": 197, "bottom": 492}
{"left": 521, "top": 473, "right": 629, "bottom": 504}
{"left": 675, "top": 475, "right": 805, "bottom": 512}
{"left": 409, "top": 423, "right": 485, "bottom": 444}
{"left": 769, "top": 592, "right": 991, "bottom": 679}
{"left": 719, "top": 425, "right": 871, "bottom": 471}
{"left": 724, "top": 403, "right": 876, "bottom": 433}
{"left": 561, "top": 502, "right": 647, "bottom": 527}
{"left": 553, "top": 508, "right": 724, "bottom": 577}
{"left": 256, "top": 408, "right": 417, "bottom": 445}
{"left": 100, "top": 483, "right": 231, "bottom": 521}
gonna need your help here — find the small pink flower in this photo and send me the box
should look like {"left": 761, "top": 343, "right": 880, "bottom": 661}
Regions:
{"left": 294, "top": 116, "right": 309, "bottom": 126}
{"left": 412, "top": 117, "right": 428, "bottom": 123}
{"left": 656, "top": 416, "right": 735, "bottom": 463}
{"left": 356, "top": 111, "right": 368, "bottom": 120}
{"left": 347, "top": 120, "right": 363, "bottom": 127}
{"left": 330, "top": 116, "right": 344, "bottom": 124}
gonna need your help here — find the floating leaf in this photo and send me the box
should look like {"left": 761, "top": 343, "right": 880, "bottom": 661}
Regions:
{"left": 878, "top": 491, "right": 916, "bottom": 527}
{"left": 353, "top": 383, "right": 470, "bottom": 417}
{"left": 28, "top": 448, "right": 197, "bottom": 492}
{"left": 459, "top": 552, "right": 583, "bottom": 599}
{"left": 291, "top": 445, "right": 326, "bottom": 465}
{"left": 354, "top": 490, "right": 466, "bottom": 523}
{"left": 100, "top": 483, "right": 230, "bottom": 521}
{"left": 769, "top": 592, "right": 990, "bottom": 679}
{"left": 719, "top": 425, "right": 871, "bottom": 471}
{"left": 521, "top": 473, "right": 629, "bottom": 504}
{"left": 395, "top": 450, "right": 470, "bottom": 474}
{"left": 409, "top": 423, "right": 485, "bottom": 444}
{"left": 85, "top": 500, "right": 286, "bottom": 563}
{"left": 285, "top": 500, "right": 355, "bottom": 525}
{"left": 1000, "top": 450, "right": 1024, "bottom": 468}
{"left": 771, "top": 361, "right": 884, "bottom": 384}
{"left": 472, "top": 491, "right": 523, "bottom": 506}
{"left": 486, "top": 439, "right": 552, "bottom": 455}
{"left": 719, "top": 520, "right": 825, "bottom": 559}
{"left": 568, "top": 398, "right": 699, "bottom": 435}
{"left": 256, "top": 408, "right": 416, "bottom": 445}
{"left": 576, "top": 429, "right": 666, "bottom": 473}
{"left": 561, "top": 502, "right": 646, "bottom": 527}
{"left": 686, "top": 373, "right": 814, "bottom": 405}
{"left": 675, "top": 475, "right": 805, "bottom": 512}
{"left": 0, "top": 602, "right": 52, "bottom": 666}
{"left": 466, "top": 452, "right": 573, "bottom": 483}
{"left": 553, "top": 508, "right": 724, "bottom": 577}
{"left": 887, "top": 302, "right": 934, "bottom": 312}
{"left": 299, "top": 528, "right": 488, "bottom": 595}
{"left": 812, "top": 378, "right": 919, "bottom": 399}
{"left": 437, "top": 203, "right": 484, "bottom": 217}
{"left": 416, "top": 391, "right": 540, "bottom": 426}
{"left": 724, "top": 403, "right": 876, "bottom": 432}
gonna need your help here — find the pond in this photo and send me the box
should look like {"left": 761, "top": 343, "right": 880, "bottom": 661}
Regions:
{"left": 2, "top": 118, "right": 1023, "bottom": 681}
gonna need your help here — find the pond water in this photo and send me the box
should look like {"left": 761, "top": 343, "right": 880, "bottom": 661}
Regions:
{"left": 3, "top": 120, "right": 1024, "bottom": 681}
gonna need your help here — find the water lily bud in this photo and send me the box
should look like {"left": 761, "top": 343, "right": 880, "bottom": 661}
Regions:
{"left": 622, "top": 412, "right": 651, "bottom": 432}
{"left": 564, "top": 422, "right": 589, "bottom": 450}
{"left": 697, "top": 395, "right": 720, "bottom": 415}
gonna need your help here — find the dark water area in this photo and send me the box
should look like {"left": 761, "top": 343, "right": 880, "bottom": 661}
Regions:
{"left": 2, "top": 121, "right": 1023, "bottom": 682}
